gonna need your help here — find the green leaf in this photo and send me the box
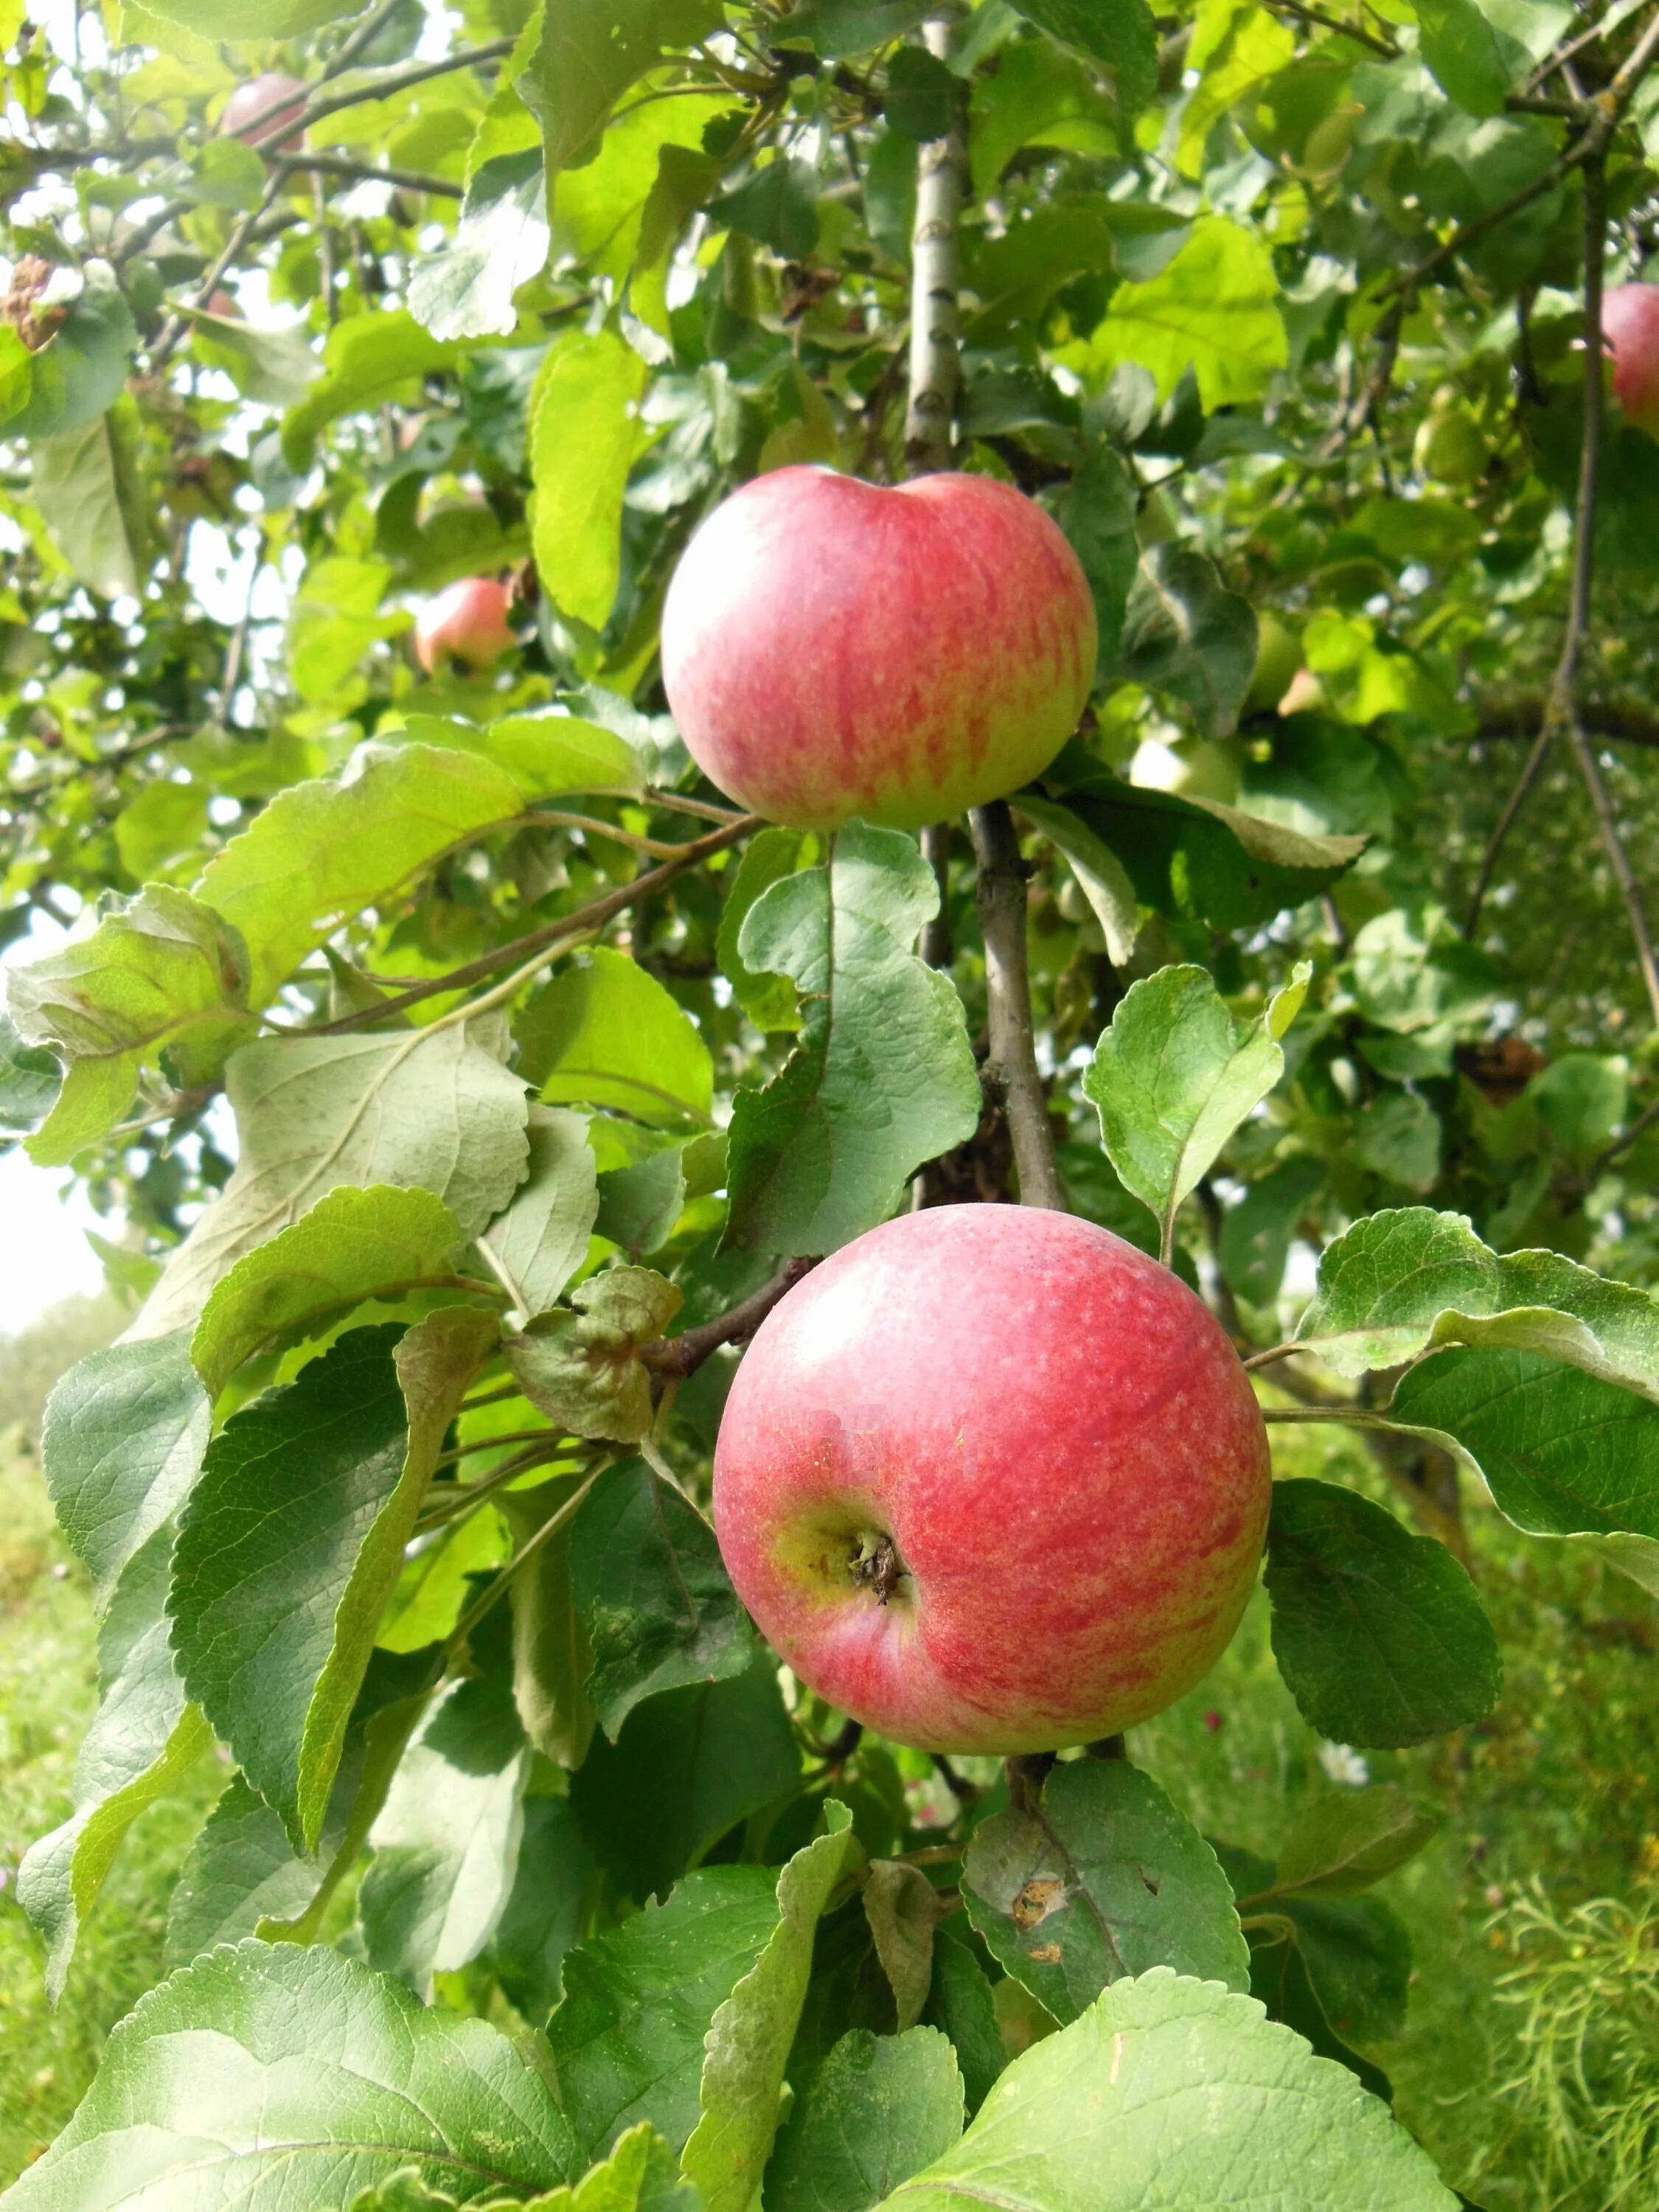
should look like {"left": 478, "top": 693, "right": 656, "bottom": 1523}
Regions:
{"left": 1264, "top": 1479, "right": 1503, "bottom": 1748}
{"left": 1084, "top": 961, "right": 1309, "bottom": 1253}
{"left": 282, "top": 310, "right": 462, "bottom": 469}
{"left": 482, "top": 1105, "right": 599, "bottom": 1318}
{"left": 4, "top": 261, "right": 135, "bottom": 441}
{"left": 681, "top": 1804, "right": 865, "bottom": 2212}
{"left": 1006, "top": 0, "right": 1159, "bottom": 114}
{"left": 170, "top": 1311, "right": 496, "bottom": 1848}
{"left": 723, "top": 823, "right": 981, "bottom": 1256}
{"left": 524, "top": 0, "right": 717, "bottom": 177}
{"left": 773, "top": 0, "right": 931, "bottom": 59}
{"left": 187, "top": 305, "right": 321, "bottom": 407}
{"left": 1088, "top": 218, "right": 1287, "bottom": 411}
{"left": 9, "top": 884, "right": 252, "bottom": 1166}
{"left": 519, "top": 946, "right": 713, "bottom": 1128}
{"left": 507, "top": 1266, "right": 683, "bottom": 1443}
{"left": 530, "top": 327, "right": 648, "bottom": 633}
{"left": 498, "top": 1471, "right": 601, "bottom": 1771}
{"left": 487, "top": 1792, "right": 599, "bottom": 2022}
{"left": 884, "top": 46, "right": 959, "bottom": 140}
{"left": 410, "top": 150, "right": 550, "bottom": 341}
{"left": 1269, "top": 1787, "right": 1441, "bottom": 1899}
{"left": 968, "top": 40, "right": 1117, "bottom": 197}
{"left": 1177, "top": 3, "right": 1295, "bottom": 179}
{"left": 1053, "top": 445, "right": 1138, "bottom": 674}
{"left": 146, "top": 0, "right": 367, "bottom": 29}
{"left": 717, "top": 828, "right": 813, "bottom": 1034}
{"left": 17, "top": 1530, "right": 213, "bottom": 2000}
{"left": 545, "top": 1865, "right": 781, "bottom": 2160}
{"left": 1222, "top": 1841, "right": 1414, "bottom": 2049}
{"left": 1389, "top": 1346, "right": 1659, "bottom": 1540}
{"left": 920, "top": 1922, "right": 1006, "bottom": 2118}
{"left": 1038, "top": 747, "right": 1365, "bottom": 931}
{"left": 195, "top": 740, "right": 557, "bottom": 1004}
{"left": 885, "top": 1968, "right": 1455, "bottom": 2212}
{"left": 712, "top": 158, "right": 821, "bottom": 257}
{"left": 571, "top": 1658, "right": 802, "bottom": 1901}
{"left": 1294, "top": 1207, "right": 1659, "bottom": 1402}
{"left": 0, "top": 1938, "right": 580, "bottom": 2211}
{"left": 165, "top": 1775, "right": 321, "bottom": 1969}
{"left": 1221, "top": 1155, "right": 1326, "bottom": 1307}
{"left": 963, "top": 1760, "right": 1250, "bottom": 2023}
{"left": 131, "top": 1020, "right": 529, "bottom": 1340}
{"left": 0, "top": 1012, "right": 62, "bottom": 1130}
{"left": 29, "top": 394, "right": 154, "bottom": 602}
{"left": 361, "top": 1671, "right": 532, "bottom": 1997}
{"left": 1114, "top": 545, "right": 1259, "bottom": 738}
{"left": 1016, "top": 796, "right": 1139, "bottom": 965}
{"left": 1417, "top": 0, "right": 1571, "bottom": 115}
{"left": 764, "top": 2028, "right": 964, "bottom": 2212}
{"left": 40, "top": 1332, "right": 209, "bottom": 1610}
{"left": 192, "top": 1184, "right": 462, "bottom": 1397}
{"left": 571, "top": 1458, "right": 754, "bottom": 1737}
{"left": 398, "top": 710, "right": 646, "bottom": 799}
{"left": 863, "top": 1860, "right": 941, "bottom": 2033}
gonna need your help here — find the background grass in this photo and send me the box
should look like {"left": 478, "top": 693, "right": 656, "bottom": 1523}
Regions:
{"left": 1, "top": 1312, "right": 1656, "bottom": 2201}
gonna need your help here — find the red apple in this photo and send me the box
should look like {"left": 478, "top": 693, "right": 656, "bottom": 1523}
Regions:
{"left": 660, "top": 467, "right": 1097, "bottom": 831}
{"left": 713, "top": 1205, "right": 1271, "bottom": 1753}
{"left": 220, "top": 73, "right": 308, "bottom": 148}
{"left": 414, "top": 577, "right": 517, "bottom": 675}
{"left": 1604, "top": 285, "right": 1659, "bottom": 439}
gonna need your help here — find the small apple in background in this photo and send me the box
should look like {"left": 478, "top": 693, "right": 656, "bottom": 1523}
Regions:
{"left": 713, "top": 1205, "right": 1271, "bottom": 1754}
{"left": 205, "top": 290, "right": 241, "bottom": 319}
{"left": 1413, "top": 388, "right": 1488, "bottom": 487}
{"left": 414, "top": 578, "right": 517, "bottom": 675}
{"left": 1604, "top": 285, "right": 1659, "bottom": 439}
{"left": 1130, "top": 734, "right": 1244, "bottom": 805}
{"left": 1276, "top": 666, "right": 1325, "bottom": 718}
{"left": 220, "top": 73, "right": 308, "bottom": 148}
{"left": 1245, "top": 613, "right": 1300, "bottom": 716}
{"left": 660, "top": 465, "right": 1098, "bottom": 832}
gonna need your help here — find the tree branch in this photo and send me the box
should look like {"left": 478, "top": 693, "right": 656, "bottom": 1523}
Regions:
{"left": 902, "top": 15, "right": 966, "bottom": 475}
{"left": 1268, "top": 0, "right": 1397, "bottom": 56}
{"left": 641, "top": 1258, "right": 818, "bottom": 1377}
{"left": 270, "top": 150, "right": 463, "bottom": 198}
{"left": 972, "top": 801, "right": 1065, "bottom": 1211}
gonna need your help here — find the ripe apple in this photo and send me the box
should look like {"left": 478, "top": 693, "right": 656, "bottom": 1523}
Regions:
{"left": 713, "top": 1205, "right": 1271, "bottom": 1753}
{"left": 220, "top": 73, "right": 308, "bottom": 148}
{"left": 1604, "top": 285, "right": 1659, "bottom": 439}
{"left": 414, "top": 577, "right": 517, "bottom": 675}
{"left": 659, "top": 466, "right": 1098, "bottom": 832}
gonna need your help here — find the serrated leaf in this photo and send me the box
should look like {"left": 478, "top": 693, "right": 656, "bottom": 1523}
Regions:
{"left": 1267, "top": 1787, "right": 1440, "bottom": 1900}
{"left": 40, "top": 1332, "right": 209, "bottom": 1611}
{"left": 187, "top": 305, "right": 321, "bottom": 406}
{"left": 169, "top": 1311, "right": 496, "bottom": 1850}
{"left": 282, "top": 310, "right": 462, "bottom": 470}
{"left": 723, "top": 823, "right": 980, "bottom": 1256}
{"left": 1114, "top": 544, "right": 1259, "bottom": 738}
{"left": 963, "top": 1760, "right": 1250, "bottom": 2024}
{"left": 0, "top": 1938, "right": 580, "bottom": 2211}
{"left": 764, "top": 2028, "right": 964, "bottom": 2212}
{"left": 4, "top": 261, "right": 135, "bottom": 442}
{"left": 1264, "top": 1479, "right": 1502, "bottom": 1748}
{"left": 410, "top": 150, "right": 550, "bottom": 342}
{"left": 130, "top": 1021, "right": 529, "bottom": 1341}
{"left": 717, "top": 829, "right": 813, "bottom": 1034}
{"left": 546, "top": 1865, "right": 781, "bottom": 2161}
{"left": 165, "top": 1776, "right": 320, "bottom": 1972}
{"left": 571, "top": 1658, "right": 802, "bottom": 1902}
{"left": 885, "top": 1967, "right": 1455, "bottom": 2212}
{"left": 1178, "top": 1, "right": 1295, "bottom": 178}
{"left": 920, "top": 1922, "right": 1006, "bottom": 2119}
{"left": 500, "top": 1472, "right": 599, "bottom": 1772}
{"left": 1008, "top": 0, "right": 1159, "bottom": 111}
{"left": 192, "top": 1184, "right": 462, "bottom": 1397}
{"left": 519, "top": 947, "right": 713, "bottom": 1129}
{"left": 487, "top": 1792, "right": 598, "bottom": 2023}
{"left": 30, "top": 393, "right": 153, "bottom": 603}
{"left": 1295, "top": 1208, "right": 1659, "bottom": 1402}
{"left": 571, "top": 1458, "right": 754, "bottom": 1738}
{"left": 0, "top": 1012, "right": 62, "bottom": 1130}
{"left": 398, "top": 711, "right": 646, "bottom": 799}
{"left": 361, "top": 1671, "right": 532, "bottom": 1997}
{"left": 1084, "top": 961, "right": 1308, "bottom": 1253}
{"left": 507, "top": 1267, "right": 682, "bottom": 1443}
{"left": 711, "top": 157, "right": 820, "bottom": 257}
{"left": 1221, "top": 1155, "right": 1326, "bottom": 1307}
{"left": 1417, "top": 0, "right": 1571, "bottom": 115}
{"left": 482, "top": 1106, "right": 599, "bottom": 1319}
{"left": 1015, "top": 796, "right": 1139, "bottom": 965}
{"left": 681, "top": 1804, "right": 866, "bottom": 2212}
{"left": 18, "top": 1530, "right": 213, "bottom": 2000}
{"left": 1222, "top": 1840, "right": 1414, "bottom": 2050}
{"left": 7, "top": 884, "right": 252, "bottom": 1166}
{"left": 529, "top": 327, "right": 648, "bottom": 632}
{"left": 1089, "top": 219, "right": 1287, "bottom": 411}
{"left": 1053, "top": 445, "right": 1138, "bottom": 673}
{"left": 862, "top": 1860, "right": 941, "bottom": 2034}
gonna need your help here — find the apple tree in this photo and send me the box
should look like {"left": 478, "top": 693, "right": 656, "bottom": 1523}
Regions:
{"left": 3, "top": 0, "right": 1659, "bottom": 2204}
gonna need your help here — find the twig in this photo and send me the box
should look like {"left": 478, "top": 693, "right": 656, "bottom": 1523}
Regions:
{"left": 441, "top": 1461, "right": 607, "bottom": 1649}
{"left": 269, "top": 38, "right": 518, "bottom": 145}
{"left": 1317, "top": 301, "right": 1401, "bottom": 458}
{"left": 640, "top": 1257, "right": 818, "bottom": 1377}
{"left": 523, "top": 810, "right": 706, "bottom": 858}
{"left": 902, "top": 15, "right": 966, "bottom": 475}
{"left": 310, "top": 814, "right": 758, "bottom": 1036}
{"left": 1270, "top": 0, "right": 1397, "bottom": 55}
{"left": 1593, "top": 1090, "right": 1659, "bottom": 1174}
{"left": 1464, "top": 722, "right": 1555, "bottom": 936}
{"left": 272, "top": 150, "right": 463, "bottom": 199}
{"left": 1568, "top": 724, "right": 1659, "bottom": 1027}
{"left": 971, "top": 801, "right": 1065, "bottom": 1212}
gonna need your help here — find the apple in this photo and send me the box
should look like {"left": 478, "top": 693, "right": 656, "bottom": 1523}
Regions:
{"left": 1604, "top": 285, "right": 1659, "bottom": 439}
{"left": 414, "top": 577, "right": 517, "bottom": 675}
{"left": 220, "top": 73, "right": 308, "bottom": 148}
{"left": 659, "top": 466, "right": 1098, "bottom": 832}
{"left": 1245, "top": 613, "right": 1300, "bottom": 715}
{"left": 712, "top": 1204, "right": 1271, "bottom": 1753}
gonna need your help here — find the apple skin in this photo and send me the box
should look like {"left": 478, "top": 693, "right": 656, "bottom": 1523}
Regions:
{"left": 1604, "top": 285, "right": 1659, "bottom": 439}
{"left": 414, "top": 577, "right": 517, "bottom": 675}
{"left": 659, "top": 467, "right": 1098, "bottom": 832}
{"left": 220, "top": 73, "right": 308, "bottom": 148}
{"left": 712, "top": 1204, "right": 1271, "bottom": 1753}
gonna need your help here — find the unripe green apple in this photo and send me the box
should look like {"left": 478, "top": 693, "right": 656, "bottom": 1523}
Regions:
{"left": 713, "top": 1205, "right": 1272, "bottom": 1753}
{"left": 1245, "top": 614, "right": 1300, "bottom": 715}
{"left": 660, "top": 466, "right": 1098, "bottom": 832}
{"left": 1413, "top": 401, "right": 1486, "bottom": 487}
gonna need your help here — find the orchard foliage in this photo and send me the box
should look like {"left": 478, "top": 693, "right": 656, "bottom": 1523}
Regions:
{"left": 4, "top": 0, "right": 1659, "bottom": 2202}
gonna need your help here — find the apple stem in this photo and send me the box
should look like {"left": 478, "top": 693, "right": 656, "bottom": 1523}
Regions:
{"left": 902, "top": 13, "right": 967, "bottom": 476}
{"left": 972, "top": 801, "right": 1067, "bottom": 1212}
{"left": 1006, "top": 1750, "right": 1057, "bottom": 1812}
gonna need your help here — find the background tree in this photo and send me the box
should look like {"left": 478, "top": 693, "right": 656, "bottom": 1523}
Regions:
{"left": 4, "top": 0, "right": 1659, "bottom": 2204}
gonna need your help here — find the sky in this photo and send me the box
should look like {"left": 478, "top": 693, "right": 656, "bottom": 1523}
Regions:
{"left": 2, "top": 912, "right": 108, "bottom": 1335}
